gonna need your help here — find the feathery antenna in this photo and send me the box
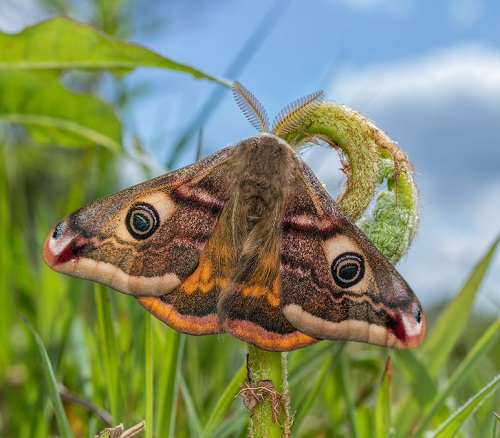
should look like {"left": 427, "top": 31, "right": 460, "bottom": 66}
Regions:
{"left": 271, "top": 90, "right": 324, "bottom": 138}
{"left": 232, "top": 81, "right": 270, "bottom": 132}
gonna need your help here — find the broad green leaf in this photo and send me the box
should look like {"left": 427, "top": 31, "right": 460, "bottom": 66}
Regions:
{"left": 422, "top": 236, "right": 500, "bottom": 377}
{"left": 0, "top": 70, "right": 121, "bottom": 150}
{"left": 432, "top": 374, "right": 500, "bottom": 438}
{"left": 0, "top": 16, "right": 230, "bottom": 85}
{"left": 19, "top": 315, "right": 74, "bottom": 438}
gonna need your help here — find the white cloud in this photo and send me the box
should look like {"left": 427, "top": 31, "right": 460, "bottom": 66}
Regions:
{"left": 327, "top": 44, "right": 500, "bottom": 307}
{"left": 330, "top": 44, "right": 500, "bottom": 109}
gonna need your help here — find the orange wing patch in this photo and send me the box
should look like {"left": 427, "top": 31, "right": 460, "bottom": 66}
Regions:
{"left": 136, "top": 295, "right": 221, "bottom": 335}
{"left": 241, "top": 277, "right": 280, "bottom": 307}
{"left": 181, "top": 254, "right": 227, "bottom": 295}
{"left": 136, "top": 228, "right": 234, "bottom": 336}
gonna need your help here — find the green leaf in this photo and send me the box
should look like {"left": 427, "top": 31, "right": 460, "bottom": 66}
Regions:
{"left": 153, "top": 328, "right": 184, "bottom": 437}
{"left": 0, "top": 16, "right": 230, "bottom": 85}
{"left": 432, "top": 374, "right": 500, "bottom": 438}
{"left": 0, "top": 70, "right": 122, "bottom": 150}
{"left": 19, "top": 314, "right": 74, "bottom": 438}
{"left": 422, "top": 236, "right": 500, "bottom": 377}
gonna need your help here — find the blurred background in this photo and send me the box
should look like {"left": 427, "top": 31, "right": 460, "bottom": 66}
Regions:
{"left": 1, "top": 0, "right": 499, "bottom": 323}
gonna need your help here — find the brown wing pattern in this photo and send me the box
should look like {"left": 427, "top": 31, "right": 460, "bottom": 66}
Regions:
{"left": 280, "top": 160, "right": 425, "bottom": 349}
{"left": 44, "top": 133, "right": 425, "bottom": 350}
{"left": 43, "top": 145, "right": 236, "bottom": 297}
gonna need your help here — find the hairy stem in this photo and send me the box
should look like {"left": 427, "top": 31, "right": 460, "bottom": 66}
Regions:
{"left": 246, "top": 344, "right": 290, "bottom": 437}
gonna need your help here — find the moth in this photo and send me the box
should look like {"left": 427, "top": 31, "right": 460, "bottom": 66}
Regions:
{"left": 43, "top": 82, "right": 425, "bottom": 352}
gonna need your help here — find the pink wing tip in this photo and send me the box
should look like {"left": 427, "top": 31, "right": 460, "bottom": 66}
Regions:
{"left": 43, "top": 220, "right": 89, "bottom": 267}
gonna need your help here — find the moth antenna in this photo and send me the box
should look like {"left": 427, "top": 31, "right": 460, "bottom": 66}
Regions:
{"left": 271, "top": 90, "right": 324, "bottom": 138}
{"left": 233, "top": 81, "right": 270, "bottom": 132}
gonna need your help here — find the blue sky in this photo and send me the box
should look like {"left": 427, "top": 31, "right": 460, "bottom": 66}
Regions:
{"left": 2, "top": 0, "right": 500, "bottom": 310}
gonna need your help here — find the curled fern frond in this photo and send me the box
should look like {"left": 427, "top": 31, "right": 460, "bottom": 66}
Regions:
{"left": 233, "top": 81, "right": 270, "bottom": 132}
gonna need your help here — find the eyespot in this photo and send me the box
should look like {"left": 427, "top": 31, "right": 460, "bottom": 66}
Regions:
{"left": 126, "top": 203, "right": 160, "bottom": 240}
{"left": 331, "top": 252, "right": 365, "bottom": 288}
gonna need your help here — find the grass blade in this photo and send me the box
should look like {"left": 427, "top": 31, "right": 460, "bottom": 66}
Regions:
{"left": 432, "top": 374, "right": 500, "bottom": 438}
{"left": 179, "top": 374, "right": 203, "bottom": 437}
{"left": 393, "top": 349, "right": 437, "bottom": 405}
{"left": 202, "top": 363, "right": 246, "bottom": 437}
{"left": 493, "top": 413, "right": 499, "bottom": 438}
{"left": 94, "top": 284, "right": 123, "bottom": 422}
{"left": 340, "top": 354, "right": 362, "bottom": 438}
{"left": 422, "top": 236, "right": 500, "bottom": 377}
{"left": 19, "top": 314, "right": 74, "bottom": 438}
{"left": 414, "top": 317, "right": 500, "bottom": 436}
{"left": 152, "top": 325, "right": 183, "bottom": 437}
{"left": 291, "top": 354, "right": 334, "bottom": 435}
{"left": 144, "top": 312, "right": 153, "bottom": 438}
{"left": 376, "top": 357, "right": 391, "bottom": 438}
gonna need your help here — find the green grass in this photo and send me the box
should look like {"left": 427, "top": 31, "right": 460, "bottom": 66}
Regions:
{"left": 1, "top": 13, "right": 500, "bottom": 438}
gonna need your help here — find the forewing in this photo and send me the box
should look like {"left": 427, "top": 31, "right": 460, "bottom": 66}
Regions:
{"left": 43, "top": 145, "right": 235, "bottom": 297}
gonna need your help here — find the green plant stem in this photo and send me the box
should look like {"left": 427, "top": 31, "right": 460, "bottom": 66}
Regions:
{"left": 246, "top": 344, "right": 290, "bottom": 437}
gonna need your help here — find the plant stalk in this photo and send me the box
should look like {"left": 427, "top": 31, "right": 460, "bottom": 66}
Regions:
{"left": 246, "top": 343, "right": 290, "bottom": 437}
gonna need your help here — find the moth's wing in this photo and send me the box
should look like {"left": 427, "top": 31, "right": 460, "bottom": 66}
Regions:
{"left": 43, "top": 145, "right": 236, "bottom": 334}
{"left": 280, "top": 161, "right": 426, "bottom": 349}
